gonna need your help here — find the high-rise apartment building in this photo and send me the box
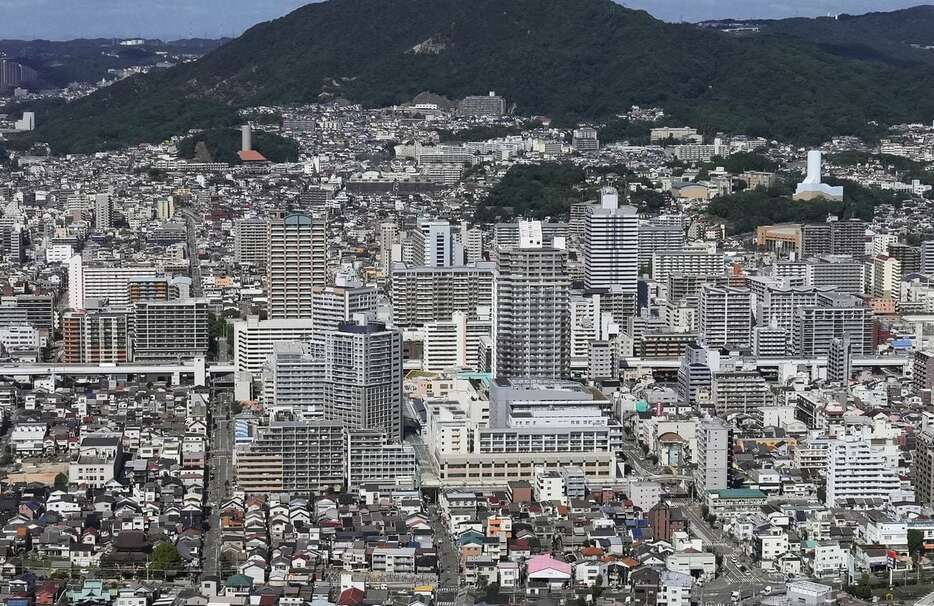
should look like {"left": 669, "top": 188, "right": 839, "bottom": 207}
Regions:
{"left": 94, "top": 194, "right": 113, "bottom": 231}
{"left": 411, "top": 219, "right": 458, "bottom": 267}
{"left": 132, "top": 298, "right": 209, "bottom": 361}
{"left": 694, "top": 418, "right": 731, "bottom": 495}
{"left": 379, "top": 222, "right": 400, "bottom": 276}
{"left": 63, "top": 308, "right": 131, "bottom": 363}
{"left": 572, "top": 127, "right": 600, "bottom": 152}
{"left": 914, "top": 350, "right": 934, "bottom": 394}
{"left": 345, "top": 429, "right": 417, "bottom": 489}
{"left": 391, "top": 262, "right": 495, "bottom": 327}
{"left": 67, "top": 255, "right": 164, "bottom": 309}
{"left": 233, "top": 316, "right": 317, "bottom": 375}
{"left": 792, "top": 292, "right": 873, "bottom": 357}
{"left": 234, "top": 218, "right": 269, "bottom": 268}
{"left": 827, "top": 335, "right": 852, "bottom": 385}
{"left": 870, "top": 255, "right": 901, "bottom": 300}
{"left": 311, "top": 284, "right": 378, "bottom": 335}
{"left": 267, "top": 212, "right": 327, "bottom": 319}
{"left": 698, "top": 286, "right": 752, "bottom": 349}
{"left": 914, "top": 418, "right": 934, "bottom": 506}
{"left": 457, "top": 91, "right": 506, "bottom": 117}
{"left": 584, "top": 187, "right": 638, "bottom": 292}
{"left": 825, "top": 436, "right": 899, "bottom": 507}
{"left": 309, "top": 319, "right": 403, "bottom": 439}
{"left": 493, "top": 222, "right": 570, "bottom": 380}
{"left": 652, "top": 250, "right": 725, "bottom": 283}
{"left": 236, "top": 421, "right": 345, "bottom": 494}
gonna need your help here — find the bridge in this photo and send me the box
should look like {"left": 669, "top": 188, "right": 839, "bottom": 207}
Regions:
{"left": 620, "top": 355, "right": 910, "bottom": 370}
{"left": 0, "top": 359, "right": 237, "bottom": 387}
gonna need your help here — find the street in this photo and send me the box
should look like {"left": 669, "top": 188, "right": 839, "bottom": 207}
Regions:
{"left": 201, "top": 392, "right": 233, "bottom": 578}
{"left": 428, "top": 505, "right": 461, "bottom": 587}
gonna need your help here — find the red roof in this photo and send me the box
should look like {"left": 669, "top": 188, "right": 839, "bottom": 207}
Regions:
{"left": 338, "top": 588, "right": 365, "bottom": 606}
{"left": 238, "top": 150, "right": 268, "bottom": 162}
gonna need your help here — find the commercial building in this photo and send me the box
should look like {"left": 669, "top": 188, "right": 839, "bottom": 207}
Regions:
{"left": 267, "top": 212, "right": 327, "bottom": 319}
{"left": 493, "top": 221, "right": 570, "bottom": 379}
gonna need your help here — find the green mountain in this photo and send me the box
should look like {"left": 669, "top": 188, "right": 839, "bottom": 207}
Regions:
{"left": 25, "top": 0, "right": 934, "bottom": 153}
{"left": 737, "top": 5, "right": 934, "bottom": 66}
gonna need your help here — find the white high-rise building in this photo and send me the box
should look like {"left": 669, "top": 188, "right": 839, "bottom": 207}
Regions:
{"left": 311, "top": 283, "right": 378, "bottom": 335}
{"left": 584, "top": 187, "right": 639, "bottom": 292}
{"left": 698, "top": 286, "right": 752, "bottom": 349}
{"left": 412, "top": 218, "right": 456, "bottom": 267}
{"left": 267, "top": 212, "right": 327, "bottom": 319}
{"left": 694, "top": 417, "right": 731, "bottom": 495}
{"left": 233, "top": 316, "right": 317, "bottom": 376}
{"left": 379, "top": 222, "right": 400, "bottom": 276}
{"left": 826, "top": 435, "right": 899, "bottom": 507}
{"left": 67, "top": 255, "right": 164, "bottom": 310}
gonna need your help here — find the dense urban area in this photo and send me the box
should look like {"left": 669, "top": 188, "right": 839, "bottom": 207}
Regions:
{"left": 4, "top": 4, "right": 934, "bottom": 606}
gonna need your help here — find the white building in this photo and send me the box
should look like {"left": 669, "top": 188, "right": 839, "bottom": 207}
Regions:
{"left": 584, "top": 187, "right": 638, "bottom": 291}
{"left": 233, "top": 316, "right": 316, "bottom": 376}
{"left": 825, "top": 435, "right": 899, "bottom": 507}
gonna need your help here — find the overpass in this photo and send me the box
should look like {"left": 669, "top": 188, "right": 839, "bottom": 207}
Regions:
{"left": 620, "top": 355, "right": 910, "bottom": 371}
{"left": 0, "top": 359, "right": 237, "bottom": 387}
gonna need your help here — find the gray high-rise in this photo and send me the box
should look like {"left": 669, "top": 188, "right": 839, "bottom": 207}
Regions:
{"left": 267, "top": 212, "right": 327, "bottom": 319}
{"left": 493, "top": 222, "right": 570, "bottom": 380}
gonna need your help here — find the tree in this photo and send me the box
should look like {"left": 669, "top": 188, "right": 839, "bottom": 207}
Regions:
{"left": 909, "top": 529, "right": 925, "bottom": 563}
{"left": 150, "top": 541, "right": 182, "bottom": 571}
{"left": 53, "top": 473, "right": 69, "bottom": 491}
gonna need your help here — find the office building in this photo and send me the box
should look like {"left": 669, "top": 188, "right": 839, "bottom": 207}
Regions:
{"left": 63, "top": 308, "right": 131, "bottom": 364}
{"left": 493, "top": 222, "right": 570, "bottom": 379}
{"left": 792, "top": 292, "right": 873, "bottom": 357}
{"left": 234, "top": 218, "right": 269, "bottom": 268}
{"left": 132, "top": 299, "right": 209, "bottom": 361}
{"left": 825, "top": 436, "right": 899, "bottom": 507}
{"left": 391, "top": 262, "right": 494, "bottom": 327}
{"left": 694, "top": 418, "right": 731, "bottom": 495}
{"left": 267, "top": 212, "right": 327, "bottom": 319}
{"left": 236, "top": 421, "right": 344, "bottom": 494}
{"left": 584, "top": 187, "right": 639, "bottom": 292}
{"left": 698, "top": 286, "right": 752, "bottom": 349}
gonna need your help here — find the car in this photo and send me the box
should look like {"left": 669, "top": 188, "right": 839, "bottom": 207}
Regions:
{"left": 763, "top": 586, "right": 772, "bottom": 594}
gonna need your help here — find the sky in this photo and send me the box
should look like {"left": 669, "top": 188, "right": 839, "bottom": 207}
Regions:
{"left": 0, "top": 0, "right": 929, "bottom": 40}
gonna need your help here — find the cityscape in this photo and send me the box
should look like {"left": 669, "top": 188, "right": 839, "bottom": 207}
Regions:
{"left": 2, "top": 1, "right": 934, "bottom": 606}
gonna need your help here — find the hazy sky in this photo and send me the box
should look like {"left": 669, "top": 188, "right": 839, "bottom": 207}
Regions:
{"left": 0, "top": 0, "right": 929, "bottom": 40}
